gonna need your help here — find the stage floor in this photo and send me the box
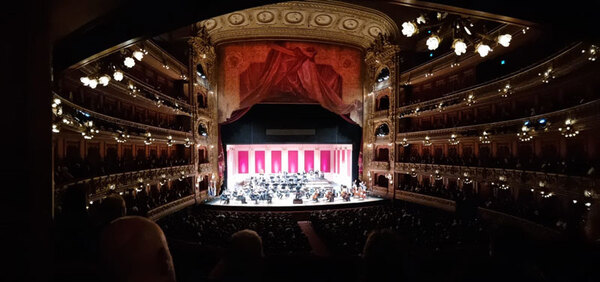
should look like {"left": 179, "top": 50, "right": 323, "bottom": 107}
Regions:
{"left": 206, "top": 195, "right": 384, "bottom": 208}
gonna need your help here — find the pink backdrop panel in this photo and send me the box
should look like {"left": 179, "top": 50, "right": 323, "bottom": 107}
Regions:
{"left": 288, "top": 150, "right": 298, "bottom": 173}
{"left": 238, "top": 151, "right": 248, "bottom": 174}
{"left": 255, "top": 150, "right": 265, "bottom": 173}
{"left": 347, "top": 150, "right": 351, "bottom": 176}
{"left": 337, "top": 150, "right": 341, "bottom": 174}
{"left": 320, "top": 150, "right": 330, "bottom": 172}
{"left": 304, "top": 150, "right": 314, "bottom": 172}
{"left": 271, "top": 151, "right": 282, "bottom": 173}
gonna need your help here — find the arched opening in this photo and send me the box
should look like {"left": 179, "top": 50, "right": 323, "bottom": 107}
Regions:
{"left": 376, "top": 123, "right": 390, "bottom": 137}
{"left": 376, "top": 95, "right": 390, "bottom": 111}
{"left": 198, "top": 123, "right": 208, "bottom": 137}
{"left": 376, "top": 67, "right": 390, "bottom": 83}
{"left": 376, "top": 174, "right": 388, "bottom": 188}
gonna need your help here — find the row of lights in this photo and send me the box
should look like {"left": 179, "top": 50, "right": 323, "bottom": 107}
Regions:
{"left": 394, "top": 118, "right": 580, "bottom": 147}
{"left": 401, "top": 13, "right": 515, "bottom": 57}
{"left": 52, "top": 96, "right": 193, "bottom": 145}
{"left": 79, "top": 48, "right": 145, "bottom": 89}
{"left": 408, "top": 168, "right": 594, "bottom": 207}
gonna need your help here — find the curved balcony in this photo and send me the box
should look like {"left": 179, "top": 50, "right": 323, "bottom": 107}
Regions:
{"left": 393, "top": 190, "right": 562, "bottom": 238}
{"left": 121, "top": 71, "right": 193, "bottom": 114}
{"left": 369, "top": 161, "right": 390, "bottom": 171}
{"left": 396, "top": 98, "right": 600, "bottom": 139}
{"left": 398, "top": 42, "right": 590, "bottom": 117}
{"left": 394, "top": 162, "right": 593, "bottom": 198}
{"left": 148, "top": 195, "right": 196, "bottom": 221}
{"left": 55, "top": 93, "right": 192, "bottom": 139}
{"left": 56, "top": 164, "right": 195, "bottom": 200}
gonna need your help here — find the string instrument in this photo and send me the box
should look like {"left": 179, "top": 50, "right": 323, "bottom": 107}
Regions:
{"left": 326, "top": 190, "right": 334, "bottom": 202}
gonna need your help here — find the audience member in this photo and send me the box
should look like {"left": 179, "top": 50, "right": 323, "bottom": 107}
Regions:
{"left": 99, "top": 216, "right": 176, "bottom": 282}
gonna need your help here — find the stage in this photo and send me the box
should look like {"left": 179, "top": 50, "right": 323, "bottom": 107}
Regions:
{"left": 205, "top": 195, "right": 384, "bottom": 211}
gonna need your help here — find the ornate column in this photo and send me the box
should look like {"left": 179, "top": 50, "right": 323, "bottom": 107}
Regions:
{"left": 190, "top": 26, "right": 220, "bottom": 196}
{"left": 364, "top": 35, "right": 399, "bottom": 198}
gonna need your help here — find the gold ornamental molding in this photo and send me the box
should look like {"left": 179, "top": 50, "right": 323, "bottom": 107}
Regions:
{"left": 195, "top": 0, "right": 399, "bottom": 49}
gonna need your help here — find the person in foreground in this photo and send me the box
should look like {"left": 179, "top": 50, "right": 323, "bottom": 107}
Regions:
{"left": 210, "top": 229, "right": 265, "bottom": 281}
{"left": 99, "top": 216, "right": 176, "bottom": 282}
{"left": 362, "top": 229, "right": 405, "bottom": 282}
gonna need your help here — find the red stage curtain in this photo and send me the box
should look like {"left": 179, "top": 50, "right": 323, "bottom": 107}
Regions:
{"left": 320, "top": 150, "right": 330, "bottom": 173}
{"left": 255, "top": 150, "right": 265, "bottom": 174}
{"left": 271, "top": 151, "right": 281, "bottom": 173}
{"left": 288, "top": 150, "right": 298, "bottom": 173}
{"left": 239, "top": 43, "right": 357, "bottom": 116}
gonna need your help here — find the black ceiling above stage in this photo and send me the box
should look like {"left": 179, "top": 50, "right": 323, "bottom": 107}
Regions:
{"left": 220, "top": 104, "right": 362, "bottom": 146}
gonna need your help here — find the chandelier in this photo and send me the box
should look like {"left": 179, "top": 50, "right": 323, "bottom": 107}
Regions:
{"left": 423, "top": 136, "right": 432, "bottom": 146}
{"left": 184, "top": 138, "right": 193, "bottom": 148}
{"left": 448, "top": 134, "right": 460, "bottom": 145}
{"left": 498, "top": 83, "right": 513, "bottom": 98}
{"left": 464, "top": 93, "right": 476, "bottom": 106}
{"left": 400, "top": 12, "right": 514, "bottom": 57}
{"left": 539, "top": 66, "right": 555, "bottom": 83}
{"left": 434, "top": 169, "right": 443, "bottom": 180}
{"left": 82, "top": 121, "right": 99, "bottom": 140}
{"left": 400, "top": 137, "right": 409, "bottom": 147}
{"left": 479, "top": 131, "right": 491, "bottom": 144}
{"left": 115, "top": 131, "right": 129, "bottom": 143}
{"left": 517, "top": 125, "right": 533, "bottom": 142}
{"left": 583, "top": 45, "right": 598, "bottom": 61}
{"left": 144, "top": 132, "right": 155, "bottom": 145}
{"left": 558, "top": 118, "right": 580, "bottom": 138}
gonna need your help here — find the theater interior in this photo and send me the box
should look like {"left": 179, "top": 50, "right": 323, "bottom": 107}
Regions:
{"left": 5, "top": 0, "right": 600, "bottom": 281}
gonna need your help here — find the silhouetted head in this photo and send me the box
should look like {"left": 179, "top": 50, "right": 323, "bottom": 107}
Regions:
{"left": 99, "top": 216, "right": 175, "bottom": 282}
{"left": 98, "top": 194, "right": 126, "bottom": 226}
{"left": 228, "top": 229, "right": 264, "bottom": 260}
{"left": 363, "top": 229, "right": 405, "bottom": 281}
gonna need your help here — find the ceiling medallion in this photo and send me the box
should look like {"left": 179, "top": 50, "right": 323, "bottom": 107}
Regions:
{"left": 256, "top": 11, "right": 275, "bottom": 23}
{"left": 228, "top": 13, "right": 245, "bottom": 25}
{"left": 368, "top": 26, "right": 383, "bottom": 37}
{"left": 204, "top": 19, "right": 217, "bottom": 31}
{"left": 314, "top": 14, "right": 333, "bottom": 26}
{"left": 285, "top": 12, "right": 304, "bottom": 23}
{"left": 342, "top": 19, "right": 359, "bottom": 30}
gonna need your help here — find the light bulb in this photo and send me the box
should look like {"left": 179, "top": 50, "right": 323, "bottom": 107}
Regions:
{"left": 88, "top": 78, "right": 98, "bottom": 89}
{"left": 497, "top": 34, "right": 512, "bottom": 47}
{"left": 132, "top": 50, "right": 144, "bottom": 61}
{"left": 426, "top": 35, "right": 441, "bottom": 50}
{"left": 113, "top": 70, "right": 124, "bottom": 81}
{"left": 402, "top": 22, "right": 417, "bottom": 37}
{"left": 452, "top": 39, "right": 467, "bottom": 56}
{"left": 98, "top": 75, "right": 111, "bottom": 86}
{"left": 80, "top": 76, "right": 90, "bottom": 86}
{"left": 476, "top": 43, "right": 492, "bottom": 57}
{"left": 124, "top": 57, "right": 135, "bottom": 68}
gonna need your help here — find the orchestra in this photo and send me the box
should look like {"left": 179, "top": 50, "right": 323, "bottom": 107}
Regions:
{"left": 218, "top": 171, "right": 368, "bottom": 205}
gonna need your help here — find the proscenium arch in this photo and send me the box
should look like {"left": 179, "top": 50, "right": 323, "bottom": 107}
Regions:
{"left": 196, "top": 0, "right": 400, "bottom": 50}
